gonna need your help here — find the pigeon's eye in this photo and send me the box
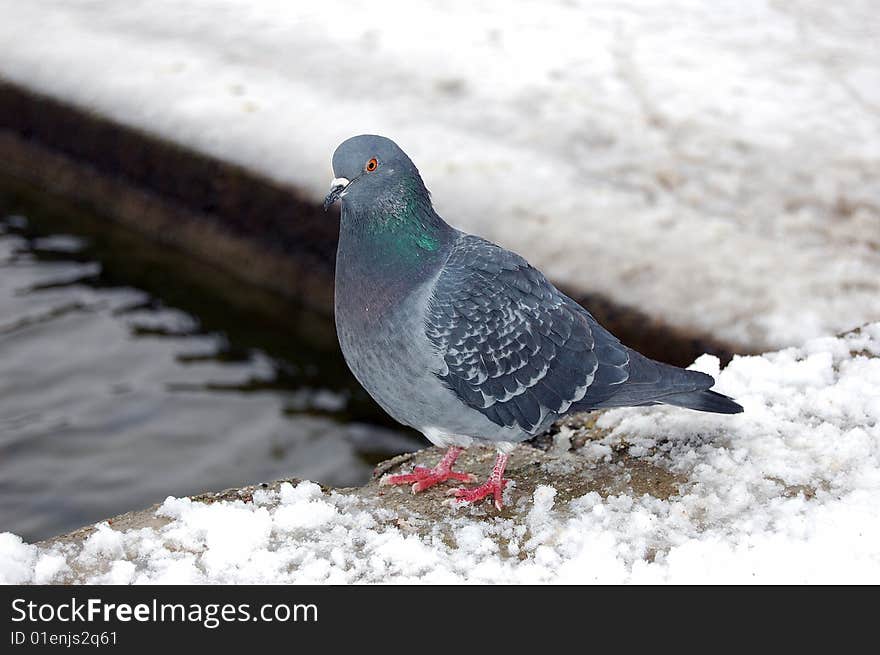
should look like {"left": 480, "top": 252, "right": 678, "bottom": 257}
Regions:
{"left": 365, "top": 158, "right": 378, "bottom": 172}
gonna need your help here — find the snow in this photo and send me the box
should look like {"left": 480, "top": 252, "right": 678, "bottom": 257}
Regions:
{"left": 3, "top": 323, "right": 879, "bottom": 584}
{"left": 1, "top": 1, "right": 878, "bottom": 351}
{"left": 0, "top": 533, "right": 37, "bottom": 585}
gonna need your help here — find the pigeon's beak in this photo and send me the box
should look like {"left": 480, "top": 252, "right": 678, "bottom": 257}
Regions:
{"left": 322, "top": 177, "right": 350, "bottom": 211}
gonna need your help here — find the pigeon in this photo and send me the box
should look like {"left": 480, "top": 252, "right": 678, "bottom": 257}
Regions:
{"left": 324, "top": 134, "right": 743, "bottom": 509}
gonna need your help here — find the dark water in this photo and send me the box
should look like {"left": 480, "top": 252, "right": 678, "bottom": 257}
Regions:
{"left": 0, "top": 183, "right": 423, "bottom": 541}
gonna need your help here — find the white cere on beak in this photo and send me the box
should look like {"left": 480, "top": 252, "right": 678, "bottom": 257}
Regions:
{"left": 330, "top": 177, "right": 350, "bottom": 191}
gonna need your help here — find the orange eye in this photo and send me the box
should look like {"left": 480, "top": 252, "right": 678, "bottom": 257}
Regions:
{"left": 365, "top": 157, "right": 378, "bottom": 172}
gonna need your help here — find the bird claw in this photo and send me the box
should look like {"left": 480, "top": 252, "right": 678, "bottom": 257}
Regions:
{"left": 447, "top": 477, "right": 509, "bottom": 510}
{"left": 381, "top": 462, "right": 476, "bottom": 494}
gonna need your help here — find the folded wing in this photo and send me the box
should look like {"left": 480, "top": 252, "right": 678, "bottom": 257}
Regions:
{"left": 425, "top": 235, "right": 610, "bottom": 434}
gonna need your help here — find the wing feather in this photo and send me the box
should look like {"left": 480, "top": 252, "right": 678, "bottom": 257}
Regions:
{"left": 424, "top": 235, "right": 600, "bottom": 434}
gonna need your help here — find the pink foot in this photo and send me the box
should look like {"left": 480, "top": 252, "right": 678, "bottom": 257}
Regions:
{"left": 448, "top": 453, "right": 510, "bottom": 510}
{"left": 381, "top": 446, "right": 476, "bottom": 493}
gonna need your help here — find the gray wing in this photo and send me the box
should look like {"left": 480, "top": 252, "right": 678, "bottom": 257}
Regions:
{"left": 424, "top": 235, "right": 628, "bottom": 434}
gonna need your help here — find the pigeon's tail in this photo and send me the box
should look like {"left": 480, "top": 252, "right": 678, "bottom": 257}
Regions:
{"left": 583, "top": 344, "right": 743, "bottom": 415}
{"left": 659, "top": 389, "right": 743, "bottom": 414}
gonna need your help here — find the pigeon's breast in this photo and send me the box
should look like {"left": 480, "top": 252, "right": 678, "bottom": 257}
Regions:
{"left": 334, "top": 269, "right": 447, "bottom": 430}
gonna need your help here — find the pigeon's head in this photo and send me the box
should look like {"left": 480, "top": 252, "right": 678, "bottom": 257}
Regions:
{"left": 323, "top": 135, "right": 424, "bottom": 211}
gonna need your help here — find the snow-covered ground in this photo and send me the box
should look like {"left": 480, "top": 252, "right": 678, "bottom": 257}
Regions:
{"left": 1, "top": 1, "right": 878, "bottom": 351}
{"left": 3, "top": 323, "right": 878, "bottom": 584}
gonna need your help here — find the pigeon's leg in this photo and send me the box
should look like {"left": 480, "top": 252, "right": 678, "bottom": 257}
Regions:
{"left": 448, "top": 453, "right": 510, "bottom": 510}
{"left": 381, "top": 446, "right": 477, "bottom": 493}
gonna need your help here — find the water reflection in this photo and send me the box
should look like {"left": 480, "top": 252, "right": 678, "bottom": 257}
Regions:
{"left": 0, "top": 211, "right": 422, "bottom": 541}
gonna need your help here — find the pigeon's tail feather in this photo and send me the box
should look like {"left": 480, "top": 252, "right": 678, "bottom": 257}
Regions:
{"left": 659, "top": 389, "right": 743, "bottom": 414}
{"left": 582, "top": 345, "right": 743, "bottom": 415}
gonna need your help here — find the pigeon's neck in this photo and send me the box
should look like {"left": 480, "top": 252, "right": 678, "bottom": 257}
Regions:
{"left": 336, "top": 179, "right": 455, "bottom": 318}
{"left": 340, "top": 180, "right": 454, "bottom": 275}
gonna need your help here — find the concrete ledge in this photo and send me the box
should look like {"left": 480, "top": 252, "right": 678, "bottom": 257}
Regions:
{"left": 37, "top": 414, "right": 683, "bottom": 554}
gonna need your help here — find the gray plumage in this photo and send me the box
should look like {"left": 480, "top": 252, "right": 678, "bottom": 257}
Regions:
{"left": 325, "top": 135, "right": 742, "bottom": 450}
